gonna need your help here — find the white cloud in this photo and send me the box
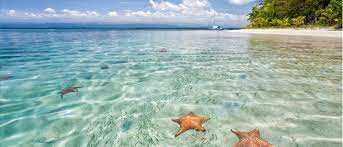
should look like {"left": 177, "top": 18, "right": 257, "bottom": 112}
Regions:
{"left": 3, "top": 9, "right": 101, "bottom": 19}
{"left": 44, "top": 8, "right": 56, "bottom": 13}
{"left": 143, "top": 0, "right": 247, "bottom": 24}
{"left": 108, "top": 11, "right": 118, "bottom": 17}
{"left": 1, "top": 1, "right": 248, "bottom": 26}
{"left": 149, "top": 0, "right": 183, "bottom": 11}
{"left": 62, "top": 9, "right": 85, "bottom": 17}
{"left": 181, "top": 0, "right": 210, "bottom": 9}
{"left": 62, "top": 9, "right": 99, "bottom": 17}
{"left": 7, "top": 10, "right": 16, "bottom": 16}
{"left": 228, "top": 0, "right": 254, "bottom": 5}
{"left": 149, "top": 0, "right": 211, "bottom": 16}
{"left": 24, "top": 12, "right": 38, "bottom": 17}
{"left": 125, "top": 11, "right": 152, "bottom": 17}
{"left": 86, "top": 11, "right": 99, "bottom": 17}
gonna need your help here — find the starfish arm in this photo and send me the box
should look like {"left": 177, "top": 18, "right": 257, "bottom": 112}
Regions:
{"left": 175, "top": 128, "right": 188, "bottom": 137}
{"left": 231, "top": 129, "right": 243, "bottom": 140}
{"left": 172, "top": 118, "right": 181, "bottom": 124}
{"left": 248, "top": 129, "right": 260, "bottom": 138}
{"left": 194, "top": 125, "right": 206, "bottom": 132}
{"left": 261, "top": 140, "right": 273, "bottom": 147}
{"left": 188, "top": 112, "right": 195, "bottom": 116}
{"left": 232, "top": 142, "right": 239, "bottom": 147}
{"left": 200, "top": 116, "right": 210, "bottom": 123}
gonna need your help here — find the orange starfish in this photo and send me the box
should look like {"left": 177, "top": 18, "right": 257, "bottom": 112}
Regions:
{"left": 231, "top": 129, "right": 273, "bottom": 147}
{"left": 172, "top": 112, "right": 210, "bottom": 137}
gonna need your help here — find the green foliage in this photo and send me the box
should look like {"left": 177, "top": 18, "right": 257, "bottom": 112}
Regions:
{"left": 248, "top": 0, "right": 342, "bottom": 28}
{"left": 270, "top": 18, "right": 291, "bottom": 27}
{"left": 316, "top": 8, "right": 335, "bottom": 25}
{"left": 249, "top": 17, "right": 270, "bottom": 27}
{"left": 291, "top": 16, "right": 306, "bottom": 27}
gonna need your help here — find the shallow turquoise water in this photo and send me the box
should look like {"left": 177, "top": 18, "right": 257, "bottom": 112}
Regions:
{"left": 0, "top": 30, "right": 341, "bottom": 147}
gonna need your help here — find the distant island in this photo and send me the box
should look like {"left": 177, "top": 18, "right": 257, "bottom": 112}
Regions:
{"left": 247, "top": 0, "right": 342, "bottom": 29}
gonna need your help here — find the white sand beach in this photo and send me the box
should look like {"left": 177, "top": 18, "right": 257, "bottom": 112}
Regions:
{"left": 229, "top": 28, "right": 342, "bottom": 38}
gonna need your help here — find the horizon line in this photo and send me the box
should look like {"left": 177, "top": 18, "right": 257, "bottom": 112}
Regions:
{"left": 0, "top": 23, "right": 243, "bottom": 29}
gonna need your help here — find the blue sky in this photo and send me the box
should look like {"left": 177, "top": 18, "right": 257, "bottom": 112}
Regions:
{"left": 0, "top": 0, "right": 256, "bottom": 27}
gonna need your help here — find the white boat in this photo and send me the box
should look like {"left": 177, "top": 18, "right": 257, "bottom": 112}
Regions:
{"left": 209, "top": 14, "right": 224, "bottom": 30}
{"left": 211, "top": 25, "right": 224, "bottom": 30}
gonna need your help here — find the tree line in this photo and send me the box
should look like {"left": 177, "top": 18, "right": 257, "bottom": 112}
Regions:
{"left": 248, "top": 0, "right": 342, "bottom": 28}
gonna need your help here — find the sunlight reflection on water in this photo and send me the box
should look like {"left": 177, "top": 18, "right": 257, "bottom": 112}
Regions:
{"left": 0, "top": 30, "right": 341, "bottom": 147}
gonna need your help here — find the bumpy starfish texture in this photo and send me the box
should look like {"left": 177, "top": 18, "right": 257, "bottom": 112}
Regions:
{"left": 231, "top": 129, "right": 273, "bottom": 147}
{"left": 172, "top": 112, "right": 210, "bottom": 137}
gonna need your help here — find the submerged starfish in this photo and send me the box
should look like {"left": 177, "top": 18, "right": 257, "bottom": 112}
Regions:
{"left": 59, "top": 86, "right": 82, "bottom": 98}
{"left": 0, "top": 74, "right": 13, "bottom": 81}
{"left": 159, "top": 48, "right": 168, "bottom": 52}
{"left": 231, "top": 129, "right": 273, "bottom": 147}
{"left": 172, "top": 112, "right": 210, "bottom": 137}
{"left": 100, "top": 64, "right": 109, "bottom": 70}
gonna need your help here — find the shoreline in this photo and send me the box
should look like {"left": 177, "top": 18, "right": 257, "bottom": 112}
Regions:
{"left": 228, "top": 28, "right": 342, "bottom": 38}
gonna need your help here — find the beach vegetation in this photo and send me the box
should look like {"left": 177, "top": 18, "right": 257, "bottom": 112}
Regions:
{"left": 248, "top": 0, "right": 342, "bottom": 28}
{"left": 291, "top": 16, "right": 305, "bottom": 27}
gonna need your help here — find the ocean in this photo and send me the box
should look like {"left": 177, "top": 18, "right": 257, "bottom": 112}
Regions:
{"left": 0, "top": 29, "right": 341, "bottom": 146}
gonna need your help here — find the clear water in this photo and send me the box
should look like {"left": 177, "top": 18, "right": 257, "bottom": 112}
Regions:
{"left": 0, "top": 30, "right": 341, "bottom": 147}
